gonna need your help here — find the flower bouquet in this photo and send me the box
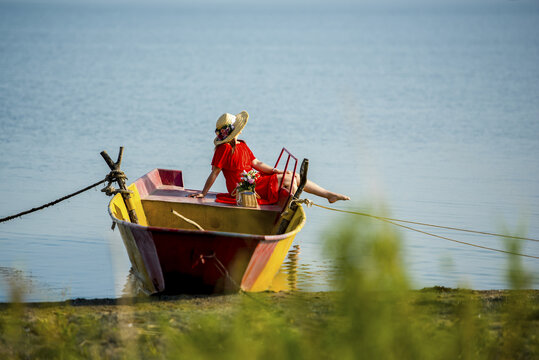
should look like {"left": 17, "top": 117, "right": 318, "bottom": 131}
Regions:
{"left": 233, "top": 169, "right": 260, "bottom": 208}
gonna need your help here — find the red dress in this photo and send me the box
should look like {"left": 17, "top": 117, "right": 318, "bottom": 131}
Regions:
{"left": 211, "top": 140, "right": 280, "bottom": 204}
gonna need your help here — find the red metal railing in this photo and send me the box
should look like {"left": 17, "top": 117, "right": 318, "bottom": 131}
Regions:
{"left": 273, "top": 147, "right": 298, "bottom": 211}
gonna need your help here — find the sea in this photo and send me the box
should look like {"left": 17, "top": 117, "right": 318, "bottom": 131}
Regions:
{"left": 1, "top": 0, "right": 538, "bottom": 302}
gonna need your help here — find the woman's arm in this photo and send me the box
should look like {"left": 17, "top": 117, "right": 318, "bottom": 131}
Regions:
{"left": 189, "top": 166, "right": 222, "bottom": 198}
{"left": 251, "top": 159, "right": 282, "bottom": 174}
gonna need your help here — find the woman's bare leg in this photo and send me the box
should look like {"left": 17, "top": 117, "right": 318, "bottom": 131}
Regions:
{"left": 276, "top": 173, "right": 350, "bottom": 203}
{"left": 303, "top": 179, "right": 350, "bottom": 203}
{"left": 276, "top": 172, "right": 298, "bottom": 193}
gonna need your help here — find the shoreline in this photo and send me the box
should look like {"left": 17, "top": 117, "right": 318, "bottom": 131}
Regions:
{"left": 1, "top": 287, "right": 537, "bottom": 307}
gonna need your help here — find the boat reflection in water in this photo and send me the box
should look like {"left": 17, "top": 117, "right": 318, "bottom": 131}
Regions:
{"left": 268, "top": 244, "right": 301, "bottom": 292}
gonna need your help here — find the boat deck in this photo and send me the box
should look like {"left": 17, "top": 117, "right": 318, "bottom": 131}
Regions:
{"left": 143, "top": 185, "right": 284, "bottom": 212}
{"left": 134, "top": 168, "right": 287, "bottom": 213}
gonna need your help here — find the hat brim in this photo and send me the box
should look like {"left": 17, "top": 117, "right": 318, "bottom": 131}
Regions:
{"left": 214, "top": 111, "right": 249, "bottom": 145}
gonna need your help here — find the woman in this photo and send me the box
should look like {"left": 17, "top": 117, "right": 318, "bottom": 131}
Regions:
{"left": 189, "top": 111, "right": 350, "bottom": 204}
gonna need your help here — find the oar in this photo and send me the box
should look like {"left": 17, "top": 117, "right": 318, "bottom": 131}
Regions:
{"left": 171, "top": 209, "right": 204, "bottom": 231}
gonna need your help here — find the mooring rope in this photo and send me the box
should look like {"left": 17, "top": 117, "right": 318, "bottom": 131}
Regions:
{"left": 294, "top": 199, "right": 539, "bottom": 242}
{"left": 0, "top": 179, "right": 107, "bottom": 223}
{"left": 0, "top": 167, "right": 131, "bottom": 224}
{"left": 192, "top": 252, "right": 269, "bottom": 306}
{"left": 294, "top": 199, "right": 539, "bottom": 260}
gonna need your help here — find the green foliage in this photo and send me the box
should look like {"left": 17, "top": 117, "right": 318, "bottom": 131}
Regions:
{"left": 0, "top": 207, "right": 537, "bottom": 359}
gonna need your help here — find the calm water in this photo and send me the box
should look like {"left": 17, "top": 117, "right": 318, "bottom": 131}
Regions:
{"left": 1, "top": 1, "right": 538, "bottom": 302}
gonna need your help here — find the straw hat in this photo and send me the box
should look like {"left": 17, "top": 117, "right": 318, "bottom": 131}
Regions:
{"left": 214, "top": 111, "right": 249, "bottom": 145}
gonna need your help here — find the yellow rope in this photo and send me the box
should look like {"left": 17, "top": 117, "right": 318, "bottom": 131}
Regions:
{"left": 299, "top": 200, "right": 539, "bottom": 260}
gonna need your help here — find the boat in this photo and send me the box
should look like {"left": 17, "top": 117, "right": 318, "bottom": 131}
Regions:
{"left": 105, "top": 149, "right": 307, "bottom": 295}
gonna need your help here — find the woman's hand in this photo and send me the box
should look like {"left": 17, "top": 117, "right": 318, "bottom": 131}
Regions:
{"left": 189, "top": 166, "right": 221, "bottom": 199}
{"left": 272, "top": 168, "right": 283, "bottom": 174}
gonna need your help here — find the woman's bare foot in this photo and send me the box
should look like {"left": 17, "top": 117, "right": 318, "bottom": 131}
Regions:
{"left": 328, "top": 193, "right": 350, "bottom": 203}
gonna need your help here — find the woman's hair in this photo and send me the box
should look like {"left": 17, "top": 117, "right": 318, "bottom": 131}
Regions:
{"left": 215, "top": 138, "right": 238, "bottom": 153}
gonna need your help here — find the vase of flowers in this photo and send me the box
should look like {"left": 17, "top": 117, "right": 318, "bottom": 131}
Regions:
{"left": 234, "top": 169, "right": 260, "bottom": 208}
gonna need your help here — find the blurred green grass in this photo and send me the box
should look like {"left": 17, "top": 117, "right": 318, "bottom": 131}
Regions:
{"left": 1, "top": 211, "right": 537, "bottom": 359}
